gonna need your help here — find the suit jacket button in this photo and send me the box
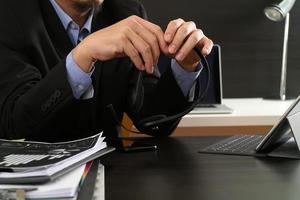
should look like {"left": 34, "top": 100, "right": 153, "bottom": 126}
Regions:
{"left": 45, "top": 100, "right": 51, "bottom": 108}
{"left": 54, "top": 90, "right": 61, "bottom": 98}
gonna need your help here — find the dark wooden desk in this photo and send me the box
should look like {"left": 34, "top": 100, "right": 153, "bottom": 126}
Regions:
{"left": 81, "top": 137, "right": 300, "bottom": 200}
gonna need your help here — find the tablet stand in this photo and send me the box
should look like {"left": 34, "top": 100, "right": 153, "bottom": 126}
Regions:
{"left": 287, "top": 111, "right": 300, "bottom": 151}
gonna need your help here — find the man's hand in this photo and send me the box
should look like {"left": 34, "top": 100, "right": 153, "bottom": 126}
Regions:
{"left": 73, "top": 15, "right": 213, "bottom": 74}
{"left": 73, "top": 15, "right": 168, "bottom": 74}
{"left": 164, "top": 18, "right": 214, "bottom": 72}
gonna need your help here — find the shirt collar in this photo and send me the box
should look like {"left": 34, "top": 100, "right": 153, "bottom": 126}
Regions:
{"left": 49, "top": 0, "right": 93, "bottom": 33}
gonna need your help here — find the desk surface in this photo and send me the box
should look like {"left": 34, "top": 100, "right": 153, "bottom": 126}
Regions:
{"left": 181, "top": 98, "right": 295, "bottom": 127}
{"left": 94, "top": 137, "right": 300, "bottom": 200}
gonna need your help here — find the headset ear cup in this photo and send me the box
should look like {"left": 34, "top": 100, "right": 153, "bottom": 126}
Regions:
{"left": 127, "top": 71, "right": 144, "bottom": 115}
{"left": 128, "top": 48, "right": 210, "bottom": 130}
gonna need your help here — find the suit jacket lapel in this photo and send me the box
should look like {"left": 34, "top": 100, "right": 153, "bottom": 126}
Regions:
{"left": 91, "top": 5, "right": 112, "bottom": 32}
{"left": 90, "top": 5, "right": 113, "bottom": 85}
{"left": 39, "top": 0, "right": 112, "bottom": 86}
{"left": 39, "top": 0, "right": 74, "bottom": 59}
{"left": 40, "top": 1, "right": 111, "bottom": 58}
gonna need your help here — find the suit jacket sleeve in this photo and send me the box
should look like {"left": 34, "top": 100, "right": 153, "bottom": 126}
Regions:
{"left": 0, "top": 2, "right": 76, "bottom": 139}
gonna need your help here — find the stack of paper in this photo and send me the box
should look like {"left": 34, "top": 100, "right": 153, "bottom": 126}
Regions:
{"left": 0, "top": 164, "right": 87, "bottom": 199}
{"left": 0, "top": 132, "right": 114, "bottom": 184}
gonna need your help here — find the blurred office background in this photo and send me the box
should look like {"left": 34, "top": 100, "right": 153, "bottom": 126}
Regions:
{"left": 142, "top": 0, "right": 300, "bottom": 98}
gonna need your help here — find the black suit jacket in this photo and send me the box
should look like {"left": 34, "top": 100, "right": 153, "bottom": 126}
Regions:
{"left": 0, "top": 0, "right": 191, "bottom": 144}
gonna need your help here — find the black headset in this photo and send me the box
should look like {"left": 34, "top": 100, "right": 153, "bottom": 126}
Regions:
{"left": 108, "top": 47, "right": 211, "bottom": 133}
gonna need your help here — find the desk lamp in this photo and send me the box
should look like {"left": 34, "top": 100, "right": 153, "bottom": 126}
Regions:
{"left": 264, "top": 0, "right": 296, "bottom": 100}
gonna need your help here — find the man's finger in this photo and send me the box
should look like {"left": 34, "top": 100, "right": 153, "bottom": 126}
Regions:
{"left": 133, "top": 20, "right": 160, "bottom": 66}
{"left": 197, "top": 36, "right": 214, "bottom": 56}
{"left": 125, "top": 27, "right": 154, "bottom": 74}
{"left": 175, "top": 29, "right": 204, "bottom": 61}
{"left": 132, "top": 16, "right": 169, "bottom": 54}
{"left": 124, "top": 39, "right": 145, "bottom": 71}
{"left": 164, "top": 18, "right": 185, "bottom": 43}
{"left": 168, "top": 21, "right": 197, "bottom": 55}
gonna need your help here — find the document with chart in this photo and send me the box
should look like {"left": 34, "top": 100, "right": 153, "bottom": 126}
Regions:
{"left": 0, "top": 132, "right": 114, "bottom": 184}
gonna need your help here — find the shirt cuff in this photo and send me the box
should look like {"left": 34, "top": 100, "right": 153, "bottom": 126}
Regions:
{"left": 66, "top": 52, "right": 94, "bottom": 99}
{"left": 171, "top": 59, "right": 203, "bottom": 97}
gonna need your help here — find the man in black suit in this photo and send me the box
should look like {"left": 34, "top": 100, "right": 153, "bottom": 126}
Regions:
{"left": 0, "top": 0, "right": 213, "bottom": 144}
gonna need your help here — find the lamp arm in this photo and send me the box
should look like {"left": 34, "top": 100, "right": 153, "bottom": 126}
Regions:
{"left": 279, "top": 12, "right": 290, "bottom": 100}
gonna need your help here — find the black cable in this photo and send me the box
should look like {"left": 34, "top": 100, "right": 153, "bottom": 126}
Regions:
{"left": 193, "top": 47, "right": 211, "bottom": 101}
